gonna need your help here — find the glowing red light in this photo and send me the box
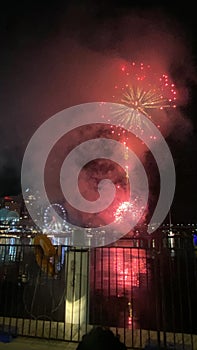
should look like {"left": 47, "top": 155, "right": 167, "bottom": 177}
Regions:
{"left": 4, "top": 196, "right": 12, "bottom": 200}
{"left": 128, "top": 316, "right": 132, "bottom": 325}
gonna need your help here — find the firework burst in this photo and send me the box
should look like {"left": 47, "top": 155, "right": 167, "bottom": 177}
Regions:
{"left": 113, "top": 62, "right": 177, "bottom": 117}
{"left": 114, "top": 199, "right": 145, "bottom": 224}
{"left": 108, "top": 62, "right": 177, "bottom": 195}
{"left": 111, "top": 61, "right": 177, "bottom": 136}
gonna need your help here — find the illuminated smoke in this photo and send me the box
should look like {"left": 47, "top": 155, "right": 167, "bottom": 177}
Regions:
{"left": 1, "top": 4, "right": 195, "bottom": 227}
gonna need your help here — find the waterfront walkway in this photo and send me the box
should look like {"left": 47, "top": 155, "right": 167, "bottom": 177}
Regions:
{"left": 0, "top": 337, "right": 77, "bottom": 350}
{"left": 0, "top": 334, "right": 195, "bottom": 349}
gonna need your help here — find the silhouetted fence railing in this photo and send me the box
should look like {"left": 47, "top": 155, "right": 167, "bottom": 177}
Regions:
{"left": 0, "top": 238, "right": 197, "bottom": 349}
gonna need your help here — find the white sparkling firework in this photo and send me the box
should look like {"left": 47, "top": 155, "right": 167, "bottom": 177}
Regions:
{"left": 114, "top": 200, "right": 145, "bottom": 224}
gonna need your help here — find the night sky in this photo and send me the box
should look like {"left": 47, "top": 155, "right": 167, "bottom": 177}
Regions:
{"left": 0, "top": 1, "right": 197, "bottom": 223}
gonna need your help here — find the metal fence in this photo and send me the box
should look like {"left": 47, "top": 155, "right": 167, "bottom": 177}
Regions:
{"left": 0, "top": 237, "right": 197, "bottom": 349}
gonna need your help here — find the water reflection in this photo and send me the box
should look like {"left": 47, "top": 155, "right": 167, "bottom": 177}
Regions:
{"left": 90, "top": 246, "right": 148, "bottom": 328}
{"left": 0, "top": 237, "right": 22, "bottom": 262}
{"left": 90, "top": 241, "right": 197, "bottom": 333}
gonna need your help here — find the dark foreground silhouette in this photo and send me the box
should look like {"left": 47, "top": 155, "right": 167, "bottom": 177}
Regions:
{"left": 76, "top": 327, "right": 127, "bottom": 350}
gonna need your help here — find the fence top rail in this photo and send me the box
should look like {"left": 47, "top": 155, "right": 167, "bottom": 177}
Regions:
{"left": 0, "top": 240, "right": 197, "bottom": 251}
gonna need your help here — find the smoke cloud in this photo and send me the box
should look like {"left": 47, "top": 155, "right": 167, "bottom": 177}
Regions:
{"left": 1, "top": 3, "right": 196, "bottom": 226}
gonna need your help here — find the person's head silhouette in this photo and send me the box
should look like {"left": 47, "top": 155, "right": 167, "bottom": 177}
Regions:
{"left": 76, "top": 327, "right": 127, "bottom": 350}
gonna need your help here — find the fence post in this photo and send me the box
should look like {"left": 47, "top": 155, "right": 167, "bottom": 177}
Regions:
{"left": 65, "top": 249, "right": 89, "bottom": 326}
